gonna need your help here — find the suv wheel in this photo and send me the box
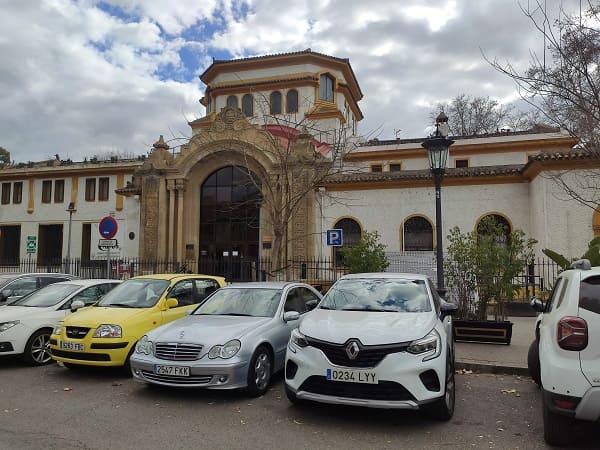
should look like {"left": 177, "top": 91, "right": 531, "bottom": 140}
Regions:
{"left": 527, "top": 340, "right": 541, "bottom": 386}
{"left": 425, "top": 351, "right": 455, "bottom": 421}
{"left": 543, "top": 400, "right": 574, "bottom": 446}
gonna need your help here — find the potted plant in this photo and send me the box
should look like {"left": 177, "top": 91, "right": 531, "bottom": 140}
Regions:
{"left": 445, "top": 217, "right": 537, "bottom": 344}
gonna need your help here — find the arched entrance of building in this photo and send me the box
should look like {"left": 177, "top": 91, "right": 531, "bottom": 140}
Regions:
{"left": 199, "top": 166, "right": 262, "bottom": 280}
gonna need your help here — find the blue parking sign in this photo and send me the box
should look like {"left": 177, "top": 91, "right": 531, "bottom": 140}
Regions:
{"left": 326, "top": 229, "right": 343, "bottom": 247}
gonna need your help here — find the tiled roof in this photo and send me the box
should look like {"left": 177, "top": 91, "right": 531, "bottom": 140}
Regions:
{"left": 325, "top": 164, "right": 525, "bottom": 184}
{"left": 209, "top": 49, "right": 350, "bottom": 66}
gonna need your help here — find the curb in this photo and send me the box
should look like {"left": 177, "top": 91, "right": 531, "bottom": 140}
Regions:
{"left": 455, "top": 361, "right": 530, "bottom": 377}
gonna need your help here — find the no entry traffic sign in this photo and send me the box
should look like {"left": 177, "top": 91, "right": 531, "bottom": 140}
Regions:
{"left": 99, "top": 216, "right": 118, "bottom": 239}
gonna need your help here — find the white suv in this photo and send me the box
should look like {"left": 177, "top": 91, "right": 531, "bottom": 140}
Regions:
{"left": 528, "top": 259, "right": 600, "bottom": 446}
{"left": 285, "top": 273, "right": 458, "bottom": 420}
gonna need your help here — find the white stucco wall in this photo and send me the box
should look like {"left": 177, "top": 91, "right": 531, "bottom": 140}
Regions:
{"left": 316, "top": 182, "right": 532, "bottom": 257}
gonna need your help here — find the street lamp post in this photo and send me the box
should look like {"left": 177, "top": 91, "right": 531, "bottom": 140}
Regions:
{"left": 421, "top": 112, "right": 454, "bottom": 297}
{"left": 66, "top": 202, "right": 76, "bottom": 274}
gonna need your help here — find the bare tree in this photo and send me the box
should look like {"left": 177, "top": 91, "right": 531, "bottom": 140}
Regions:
{"left": 484, "top": 1, "right": 600, "bottom": 209}
{"left": 430, "top": 94, "right": 538, "bottom": 135}
{"left": 486, "top": 1, "right": 600, "bottom": 149}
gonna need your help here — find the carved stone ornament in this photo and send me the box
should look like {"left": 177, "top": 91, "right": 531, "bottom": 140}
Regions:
{"left": 211, "top": 106, "right": 248, "bottom": 133}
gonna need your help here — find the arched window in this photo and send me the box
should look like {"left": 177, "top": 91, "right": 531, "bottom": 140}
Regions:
{"left": 242, "top": 94, "right": 253, "bottom": 117}
{"left": 319, "top": 74, "right": 334, "bottom": 102}
{"left": 286, "top": 89, "right": 298, "bottom": 113}
{"left": 226, "top": 95, "right": 238, "bottom": 109}
{"left": 333, "top": 218, "right": 362, "bottom": 265}
{"left": 270, "top": 91, "right": 282, "bottom": 115}
{"left": 403, "top": 216, "right": 433, "bottom": 251}
{"left": 477, "top": 214, "right": 511, "bottom": 245}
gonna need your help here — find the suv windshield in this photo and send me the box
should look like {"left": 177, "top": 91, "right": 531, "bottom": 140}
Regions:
{"left": 11, "top": 284, "right": 80, "bottom": 307}
{"left": 319, "top": 278, "right": 432, "bottom": 313}
{"left": 97, "top": 279, "right": 170, "bottom": 308}
{"left": 193, "top": 288, "right": 282, "bottom": 317}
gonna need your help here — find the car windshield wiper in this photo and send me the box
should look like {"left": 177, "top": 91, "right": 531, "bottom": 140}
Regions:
{"left": 318, "top": 305, "right": 336, "bottom": 310}
{"left": 341, "top": 307, "right": 396, "bottom": 312}
{"left": 220, "top": 312, "right": 253, "bottom": 316}
{"left": 104, "top": 303, "right": 135, "bottom": 308}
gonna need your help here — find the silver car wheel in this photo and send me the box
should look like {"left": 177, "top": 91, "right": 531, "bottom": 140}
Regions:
{"left": 254, "top": 351, "right": 272, "bottom": 390}
{"left": 28, "top": 332, "right": 52, "bottom": 365}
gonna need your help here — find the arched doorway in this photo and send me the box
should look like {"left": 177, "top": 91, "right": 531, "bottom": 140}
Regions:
{"left": 199, "top": 166, "right": 262, "bottom": 280}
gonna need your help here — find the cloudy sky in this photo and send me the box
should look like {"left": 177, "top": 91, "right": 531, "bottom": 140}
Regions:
{"left": 0, "top": 0, "right": 577, "bottom": 162}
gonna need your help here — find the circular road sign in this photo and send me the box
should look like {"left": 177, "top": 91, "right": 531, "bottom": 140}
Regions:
{"left": 99, "top": 216, "right": 118, "bottom": 239}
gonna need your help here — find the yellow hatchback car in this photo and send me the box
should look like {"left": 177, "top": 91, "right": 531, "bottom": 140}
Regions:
{"left": 49, "top": 274, "right": 226, "bottom": 369}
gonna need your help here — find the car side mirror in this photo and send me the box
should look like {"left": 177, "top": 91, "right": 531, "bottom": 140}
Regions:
{"left": 440, "top": 300, "right": 458, "bottom": 319}
{"left": 283, "top": 311, "right": 300, "bottom": 322}
{"left": 305, "top": 299, "right": 319, "bottom": 311}
{"left": 70, "top": 300, "right": 85, "bottom": 312}
{"left": 530, "top": 297, "right": 545, "bottom": 313}
{"left": 166, "top": 298, "right": 179, "bottom": 309}
{"left": 0, "top": 289, "right": 12, "bottom": 301}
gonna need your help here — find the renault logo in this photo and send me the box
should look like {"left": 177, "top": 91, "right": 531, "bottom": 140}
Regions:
{"left": 345, "top": 341, "right": 360, "bottom": 360}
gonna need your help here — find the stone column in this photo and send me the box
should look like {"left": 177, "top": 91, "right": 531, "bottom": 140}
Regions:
{"left": 167, "top": 179, "right": 176, "bottom": 260}
{"left": 175, "top": 179, "right": 186, "bottom": 261}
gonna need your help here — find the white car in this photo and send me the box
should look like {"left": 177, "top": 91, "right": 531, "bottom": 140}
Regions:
{"left": 528, "top": 259, "right": 600, "bottom": 447}
{"left": 0, "top": 279, "right": 120, "bottom": 365}
{"left": 285, "top": 272, "right": 458, "bottom": 420}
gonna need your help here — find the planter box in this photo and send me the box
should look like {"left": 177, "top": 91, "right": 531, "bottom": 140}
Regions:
{"left": 453, "top": 320, "right": 513, "bottom": 345}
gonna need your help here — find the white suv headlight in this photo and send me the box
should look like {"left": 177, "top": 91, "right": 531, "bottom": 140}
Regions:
{"left": 290, "top": 328, "right": 309, "bottom": 349}
{"left": 407, "top": 329, "right": 441, "bottom": 361}
{"left": 53, "top": 322, "right": 63, "bottom": 335}
{"left": 93, "top": 324, "right": 122, "bottom": 338}
{"left": 135, "top": 335, "right": 153, "bottom": 355}
{"left": 0, "top": 320, "right": 20, "bottom": 333}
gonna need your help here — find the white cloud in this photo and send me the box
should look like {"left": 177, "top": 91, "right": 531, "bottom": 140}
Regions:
{"left": 0, "top": 0, "right": 585, "bottom": 162}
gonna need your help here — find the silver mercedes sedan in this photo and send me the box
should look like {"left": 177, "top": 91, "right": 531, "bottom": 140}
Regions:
{"left": 130, "top": 281, "right": 322, "bottom": 396}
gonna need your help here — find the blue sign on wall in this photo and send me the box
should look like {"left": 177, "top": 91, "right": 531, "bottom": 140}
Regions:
{"left": 326, "top": 229, "right": 343, "bottom": 247}
{"left": 99, "top": 216, "right": 118, "bottom": 239}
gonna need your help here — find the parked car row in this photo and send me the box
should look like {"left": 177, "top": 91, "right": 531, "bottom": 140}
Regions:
{"left": 2, "top": 271, "right": 459, "bottom": 421}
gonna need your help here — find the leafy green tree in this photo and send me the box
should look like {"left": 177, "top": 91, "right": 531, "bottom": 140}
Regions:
{"left": 445, "top": 218, "right": 537, "bottom": 320}
{"left": 0, "top": 147, "right": 10, "bottom": 167}
{"left": 341, "top": 230, "right": 389, "bottom": 274}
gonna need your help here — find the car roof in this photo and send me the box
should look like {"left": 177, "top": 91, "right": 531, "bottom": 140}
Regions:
{"left": 339, "top": 272, "right": 431, "bottom": 281}
{"left": 0, "top": 272, "right": 77, "bottom": 278}
{"left": 225, "top": 281, "right": 306, "bottom": 289}
{"left": 50, "top": 279, "right": 122, "bottom": 287}
{"left": 131, "top": 273, "right": 226, "bottom": 282}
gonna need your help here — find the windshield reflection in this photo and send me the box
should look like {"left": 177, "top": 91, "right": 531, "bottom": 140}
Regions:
{"left": 11, "top": 284, "right": 81, "bottom": 308}
{"left": 193, "top": 288, "right": 282, "bottom": 317}
{"left": 320, "top": 279, "right": 432, "bottom": 312}
{"left": 97, "top": 279, "right": 169, "bottom": 308}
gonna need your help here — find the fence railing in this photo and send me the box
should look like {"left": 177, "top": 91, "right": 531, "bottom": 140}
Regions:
{"left": 0, "top": 253, "right": 562, "bottom": 299}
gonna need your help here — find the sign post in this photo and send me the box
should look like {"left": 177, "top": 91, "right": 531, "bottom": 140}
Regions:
{"left": 98, "top": 216, "right": 118, "bottom": 279}
{"left": 326, "top": 229, "right": 343, "bottom": 281}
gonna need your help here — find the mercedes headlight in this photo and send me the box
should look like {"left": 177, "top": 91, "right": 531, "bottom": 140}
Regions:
{"left": 93, "top": 324, "right": 122, "bottom": 338}
{"left": 0, "top": 320, "right": 19, "bottom": 333}
{"left": 407, "top": 329, "right": 441, "bottom": 361}
{"left": 208, "top": 339, "right": 241, "bottom": 359}
{"left": 135, "top": 335, "right": 153, "bottom": 355}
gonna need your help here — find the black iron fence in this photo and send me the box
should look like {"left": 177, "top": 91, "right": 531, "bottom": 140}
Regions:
{"left": 0, "top": 253, "right": 562, "bottom": 299}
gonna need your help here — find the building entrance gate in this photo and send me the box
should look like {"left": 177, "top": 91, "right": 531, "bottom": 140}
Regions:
{"left": 199, "top": 166, "right": 262, "bottom": 281}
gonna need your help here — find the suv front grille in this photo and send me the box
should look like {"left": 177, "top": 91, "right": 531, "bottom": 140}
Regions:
{"left": 155, "top": 343, "right": 203, "bottom": 361}
{"left": 299, "top": 376, "right": 416, "bottom": 401}
{"left": 66, "top": 327, "right": 90, "bottom": 339}
{"left": 305, "top": 337, "right": 409, "bottom": 368}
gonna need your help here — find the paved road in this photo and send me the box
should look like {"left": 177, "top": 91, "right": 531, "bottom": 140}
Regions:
{"left": 0, "top": 359, "right": 598, "bottom": 449}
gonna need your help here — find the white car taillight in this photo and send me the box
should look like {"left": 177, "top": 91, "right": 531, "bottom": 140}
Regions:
{"left": 557, "top": 316, "right": 588, "bottom": 351}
